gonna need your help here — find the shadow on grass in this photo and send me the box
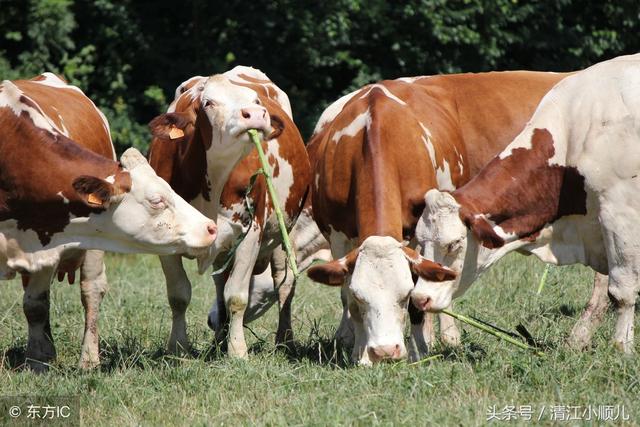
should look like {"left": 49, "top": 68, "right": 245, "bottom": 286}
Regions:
{"left": 1, "top": 345, "right": 26, "bottom": 371}
{"left": 97, "top": 334, "right": 208, "bottom": 372}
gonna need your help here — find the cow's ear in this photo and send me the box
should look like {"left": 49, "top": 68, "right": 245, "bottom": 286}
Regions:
{"left": 267, "top": 114, "right": 285, "bottom": 140}
{"left": 149, "top": 112, "right": 193, "bottom": 140}
{"left": 402, "top": 247, "right": 456, "bottom": 282}
{"left": 307, "top": 249, "right": 358, "bottom": 286}
{"left": 463, "top": 214, "right": 504, "bottom": 249}
{"left": 72, "top": 176, "right": 115, "bottom": 209}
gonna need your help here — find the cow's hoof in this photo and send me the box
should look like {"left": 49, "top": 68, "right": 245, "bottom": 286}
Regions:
{"left": 441, "top": 331, "right": 461, "bottom": 347}
{"left": 78, "top": 357, "right": 100, "bottom": 370}
{"left": 612, "top": 340, "right": 634, "bottom": 354}
{"left": 167, "top": 340, "right": 192, "bottom": 356}
{"left": 26, "top": 358, "right": 51, "bottom": 373}
{"left": 566, "top": 324, "right": 593, "bottom": 351}
{"left": 275, "top": 328, "right": 294, "bottom": 350}
{"left": 228, "top": 342, "right": 248, "bottom": 359}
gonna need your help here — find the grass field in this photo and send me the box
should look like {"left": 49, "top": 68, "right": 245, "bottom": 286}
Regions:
{"left": 0, "top": 252, "right": 638, "bottom": 426}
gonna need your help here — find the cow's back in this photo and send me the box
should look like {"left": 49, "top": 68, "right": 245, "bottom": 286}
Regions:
{"left": 311, "top": 71, "right": 569, "bottom": 242}
{"left": 14, "top": 75, "right": 113, "bottom": 159}
{"left": 418, "top": 71, "right": 569, "bottom": 176}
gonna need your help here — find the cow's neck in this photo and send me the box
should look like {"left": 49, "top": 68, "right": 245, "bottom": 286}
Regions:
{"left": 355, "top": 146, "right": 404, "bottom": 243}
{"left": 0, "top": 120, "right": 119, "bottom": 245}
{"left": 206, "top": 151, "right": 250, "bottom": 219}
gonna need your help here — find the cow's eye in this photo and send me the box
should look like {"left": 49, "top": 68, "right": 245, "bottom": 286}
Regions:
{"left": 447, "top": 239, "right": 463, "bottom": 254}
{"left": 149, "top": 196, "right": 166, "bottom": 210}
{"left": 351, "top": 293, "right": 365, "bottom": 305}
{"left": 254, "top": 98, "right": 261, "bottom": 105}
{"left": 203, "top": 99, "right": 217, "bottom": 108}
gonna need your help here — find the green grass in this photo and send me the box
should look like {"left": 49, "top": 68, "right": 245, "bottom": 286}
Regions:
{"left": 0, "top": 253, "right": 638, "bottom": 426}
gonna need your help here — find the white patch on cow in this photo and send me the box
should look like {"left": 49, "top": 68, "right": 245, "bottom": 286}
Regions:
{"left": 348, "top": 236, "right": 411, "bottom": 362}
{"left": 331, "top": 109, "right": 371, "bottom": 144}
{"left": 436, "top": 160, "right": 455, "bottom": 191}
{"left": 32, "top": 73, "right": 83, "bottom": 96}
{"left": 313, "top": 89, "right": 360, "bottom": 135}
{"left": 419, "top": 123, "right": 456, "bottom": 191}
{"left": 266, "top": 138, "right": 294, "bottom": 221}
{"left": 359, "top": 84, "right": 406, "bottom": 106}
{"left": 168, "top": 76, "right": 206, "bottom": 113}
{"left": 0, "top": 81, "right": 59, "bottom": 134}
{"left": 419, "top": 123, "right": 437, "bottom": 169}
{"left": 224, "top": 66, "right": 293, "bottom": 119}
{"left": 395, "top": 76, "right": 427, "bottom": 84}
{"left": 328, "top": 226, "right": 356, "bottom": 258}
{"left": 56, "top": 191, "right": 70, "bottom": 204}
{"left": 104, "top": 175, "right": 115, "bottom": 184}
{"left": 30, "top": 73, "right": 113, "bottom": 156}
{"left": 290, "top": 210, "right": 331, "bottom": 270}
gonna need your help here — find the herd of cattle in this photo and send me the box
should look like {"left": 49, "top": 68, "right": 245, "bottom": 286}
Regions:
{"left": 1, "top": 53, "right": 639, "bottom": 371}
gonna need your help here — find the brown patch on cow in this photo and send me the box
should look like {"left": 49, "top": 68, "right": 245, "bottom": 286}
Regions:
{"left": 267, "top": 114, "right": 285, "bottom": 140}
{"left": 1, "top": 79, "right": 121, "bottom": 245}
{"left": 72, "top": 176, "right": 115, "bottom": 208}
{"left": 149, "top": 112, "right": 194, "bottom": 141}
{"left": 234, "top": 74, "right": 279, "bottom": 100}
{"left": 402, "top": 246, "right": 457, "bottom": 281}
{"left": 267, "top": 154, "right": 280, "bottom": 178}
{"left": 454, "top": 128, "right": 587, "bottom": 246}
{"left": 32, "top": 73, "right": 67, "bottom": 83}
{"left": 310, "top": 71, "right": 568, "bottom": 253}
{"left": 307, "top": 249, "right": 359, "bottom": 286}
{"left": 148, "top": 108, "right": 209, "bottom": 203}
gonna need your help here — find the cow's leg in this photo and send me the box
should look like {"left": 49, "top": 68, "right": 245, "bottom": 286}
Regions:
{"left": 567, "top": 272, "right": 610, "bottom": 350}
{"left": 79, "top": 250, "right": 108, "bottom": 369}
{"left": 159, "top": 255, "right": 192, "bottom": 354}
{"left": 335, "top": 286, "right": 355, "bottom": 347}
{"left": 608, "top": 271, "right": 637, "bottom": 354}
{"left": 271, "top": 246, "right": 295, "bottom": 348}
{"left": 224, "top": 227, "right": 261, "bottom": 358}
{"left": 599, "top": 211, "right": 639, "bottom": 354}
{"left": 209, "top": 271, "right": 230, "bottom": 350}
{"left": 23, "top": 267, "right": 56, "bottom": 372}
{"left": 407, "top": 304, "right": 433, "bottom": 361}
{"left": 349, "top": 304, "right": 369, "bottom": 365}
{"left": 439, "top": 305, "right": 461, "bottom": 347}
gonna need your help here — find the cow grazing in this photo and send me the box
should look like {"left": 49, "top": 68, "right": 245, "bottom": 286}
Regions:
{"left": 412, "top": 54, "right": 640, "bottom": 353}
{"left": 148, "top": 66, "right": 311, "bottom": 357}
{"left": 0, "top": 73, "right": 217, "bottom": 370}
{"left": 306, "top": 71, "right": 569, "bottom": 365}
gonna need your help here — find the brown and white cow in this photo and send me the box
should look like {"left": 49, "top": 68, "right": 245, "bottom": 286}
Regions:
{"left": 412, "top": 54, "right": 640, "bottom": 353}
{"left": 307, "top": 71, "right": 570, "bottom": 365}
{"left": 0, "top": 73, "right": 217, "bottom": 370}
{"left": 148, "top": 66, "right": 311, "bottom": 357}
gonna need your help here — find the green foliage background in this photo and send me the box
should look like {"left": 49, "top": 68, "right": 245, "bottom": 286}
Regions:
{"left": 2, "top": 0, "right": 639, "bottom": 153}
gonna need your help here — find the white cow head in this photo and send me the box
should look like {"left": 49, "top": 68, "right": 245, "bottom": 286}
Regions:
{"left": 307, "top": 235, "right": 455, "bottom": 365}
{"left": 149, "top": 74, "right": 274, "bottom": 167}
{"left": 412, "top": 189, "right": 483, "bottom": 312}
{"left": 73, "top": 148, "right": 217, "bottom": 257}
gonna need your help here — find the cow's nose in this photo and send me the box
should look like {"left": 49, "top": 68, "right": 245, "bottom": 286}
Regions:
{"left": 206, "top": 221, "right": 217, "bottom": 240}
{"left": 239, "top": 106, "right": 269, "bottom": 130}
{"left": 368, "top": 344, "right": 403, "bottom": 361}
{"left": 412, "top": 295, "right": 432, "bottom": 312}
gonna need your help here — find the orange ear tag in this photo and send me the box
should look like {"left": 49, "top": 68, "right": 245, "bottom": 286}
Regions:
{"left": 87, "top": 193, "right": 103, "bottom": 206}
{"left": 169, "top": 125, "right": 185, "bottom": 139}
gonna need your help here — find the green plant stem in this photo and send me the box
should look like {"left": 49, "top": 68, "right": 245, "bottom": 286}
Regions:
{"left": 537, "top": 264, "right": 551, "bottom": 295}
{"left": 248, "top": 129, "right": 299, "bottom": 278}
{"left": 441, "top": 308, "right": 544, "bottom": 357}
